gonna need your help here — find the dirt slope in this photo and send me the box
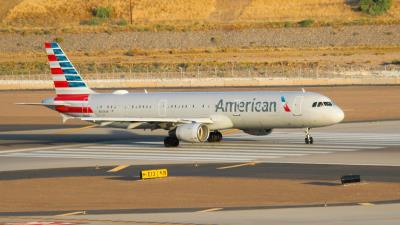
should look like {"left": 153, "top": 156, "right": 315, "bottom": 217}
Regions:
{"left": 2, "top": 0, "right": 400, "bottom": 26}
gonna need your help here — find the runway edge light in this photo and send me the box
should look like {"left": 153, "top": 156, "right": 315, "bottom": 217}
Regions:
{"left": 140, "top": 168, "right": 168, "bottom": 180}
{"left": 341, "top": 175, "right": 361, "bottom": 185}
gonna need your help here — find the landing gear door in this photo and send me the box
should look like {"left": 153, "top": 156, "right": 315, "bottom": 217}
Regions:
{"left": 292, "top": 96, "right": 303, "bottom": 116}
{"left": 158, "top": 99, "right": 167, "bottom": 117}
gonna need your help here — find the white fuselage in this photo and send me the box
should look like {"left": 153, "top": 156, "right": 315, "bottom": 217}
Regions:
{"left": 79, "top": 91, "right": 344, "bottom": 130}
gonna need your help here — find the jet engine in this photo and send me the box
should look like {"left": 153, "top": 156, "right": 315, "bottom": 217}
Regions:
{"left": 243, "top": 129, "right": 273, "bottom": 136}
{"left": 175, "top": 123, "right": 210, "bottom": 143}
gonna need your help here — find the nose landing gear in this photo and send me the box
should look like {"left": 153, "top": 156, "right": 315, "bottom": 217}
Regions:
{"left": 305, "top": 128, "right": 313, "bottom": 144}
{"left": 208, "top": 130, "right": 223, "bottom": 142}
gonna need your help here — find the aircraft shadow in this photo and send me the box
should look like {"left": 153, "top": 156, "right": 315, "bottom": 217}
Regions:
{"left": 304, "top": 181, "right": 341, "bottom": 186}
{"left": 0, "top": 129, "right": 165, "bottom": 147}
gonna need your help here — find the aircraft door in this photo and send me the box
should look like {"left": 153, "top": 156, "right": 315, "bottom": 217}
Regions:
{"left": 82, "top": 96, "right": 89, "bottom": 116}
{"left": 158, "top": 99, "right": 167, "bottom": 117}
{"left": 292, "top": 96, "right": 303, "bottom": 116}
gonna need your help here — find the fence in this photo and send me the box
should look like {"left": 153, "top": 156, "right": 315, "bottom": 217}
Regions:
{"left": 0, "top": 65, "right": 399, "bottom": 81}
{"left": 0, "top": 65, "right": 399, "bottom": 89}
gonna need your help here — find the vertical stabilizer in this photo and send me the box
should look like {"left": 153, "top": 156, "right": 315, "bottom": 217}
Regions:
{"left": 45, "top": 42, "right": 94, "bottom": 95}
{"left": 44, "top": 42, "right": 95, "bottom": 117}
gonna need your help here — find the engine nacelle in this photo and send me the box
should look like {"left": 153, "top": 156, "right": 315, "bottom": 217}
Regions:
{"left": 175, "top": 123, "right": 210, "bottom": 143}
{"left": 243, "top": 129, "right": 273, "bottom": 136}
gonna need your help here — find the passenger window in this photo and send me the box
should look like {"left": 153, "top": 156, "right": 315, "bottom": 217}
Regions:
{"left": 324, "top": 102, "right": 333, "bottom": 106}
{"left": 312, "top": 102, "right": 317, "bottom": 107}
{"left": 318, "top": 102, "right": 323, "bottom": 107}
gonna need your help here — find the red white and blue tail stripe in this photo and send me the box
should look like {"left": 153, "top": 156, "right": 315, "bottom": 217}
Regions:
{"left": 45, "top": 42, "right": 94, "bottom": 116}
{"left": 45, "top": 42, "right": 94, "bottom": 95}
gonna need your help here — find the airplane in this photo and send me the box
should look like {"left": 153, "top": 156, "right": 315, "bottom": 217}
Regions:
{"left": 19, "top": 42, "right": 345, "bottom": 147}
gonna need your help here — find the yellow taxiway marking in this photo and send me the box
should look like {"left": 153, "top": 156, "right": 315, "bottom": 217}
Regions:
{"left": 197, "top": 207, "right": 223, "bottom": 213}
{"left": 55, "top": 124, "right": 97, "bottom": 135}
{"left": 56, "top": 211, "right": 86, "bottom": 216}
{"left": 359, "top": 202, "right": 375, "bottom": 206}
{"left": 221, "top": 129, "right": 240, "bottom": 136}
{"left": 217, "top": 161, "right": 257, "bottom": 170}
{"left": 108, "top": 165, "right": 130, "bottom": 173}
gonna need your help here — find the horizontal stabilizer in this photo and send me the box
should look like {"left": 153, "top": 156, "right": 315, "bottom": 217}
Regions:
{"left": 15, "top": 103, "right": 71, "bottom": 106}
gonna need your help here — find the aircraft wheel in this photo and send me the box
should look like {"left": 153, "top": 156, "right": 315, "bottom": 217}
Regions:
{"left": 164, "top": 136, "right": 179, "bottom": 147}
{"left": 217, "top": 131, "right": 223, "bottom": 141}
{"left": 305, "top": 137, "right": 314, "bottom": 144}
{"left": 208, "top": 131, "right": 223, "bottom": 142}
{"left": 304, "top": 128, "right": 313, "bottom": 144}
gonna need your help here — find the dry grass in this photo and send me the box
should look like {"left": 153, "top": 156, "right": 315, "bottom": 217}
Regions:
{"left": 2, "top": 0, "right": 400, "bottom": 27}
{"left": 0, "top": 0, "right": 23, "bottom": 21}
{"left": 129, "top": 0, "right": 215, "bottom": 21}
{"left": 3, "top": 0, "right": 105, "bottom": 26}
{"left": 240, "top": 0, "right": 400, "bottom": 22}
{"left": 2, "top": 0, "right": 215, "bottom": 26}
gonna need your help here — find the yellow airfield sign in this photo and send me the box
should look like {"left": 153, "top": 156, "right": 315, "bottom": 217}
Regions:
{"left": 140, "top": 169, "right": 168, "bottom": 179}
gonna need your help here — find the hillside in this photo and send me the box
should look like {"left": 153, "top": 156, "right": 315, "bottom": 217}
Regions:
{"left": 1, "top": 0, "right": 400, "bottom": 28}
{"left": 0, "top": 0, "right": 399, "bottom": 77}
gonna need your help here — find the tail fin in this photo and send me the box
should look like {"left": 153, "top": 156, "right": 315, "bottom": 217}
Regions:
{"left": 44, "top": 42, "right": 94, "bottom": 95}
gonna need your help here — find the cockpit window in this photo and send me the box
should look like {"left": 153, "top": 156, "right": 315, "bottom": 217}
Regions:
{"left": 313, "top": 101, "right": 333, "bottom": 108}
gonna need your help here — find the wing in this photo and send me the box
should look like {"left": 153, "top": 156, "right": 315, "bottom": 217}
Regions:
{"left": 80, "top": 117, "right": 214, "bottom": 124}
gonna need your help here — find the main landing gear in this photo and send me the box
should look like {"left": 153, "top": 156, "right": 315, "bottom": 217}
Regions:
{"left": 163, "top": 130, "right": 223, "bottom": 147}
{"left": 164, "top": 135, "right": 179, "bottom": 147}
{"left": 208, "top": 130, "right": 223, "bottom": 142}
{"left": 305, "top": 128, "right": 314, "bottom": 144}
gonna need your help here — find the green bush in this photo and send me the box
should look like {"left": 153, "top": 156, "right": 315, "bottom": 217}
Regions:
{"left": 298, "top": 19, "right": 314, "bottom": 27}
{"left": 360, "top": 0, "right": 392, "bottom": 16}
{"left": 284, "top": 21, "right": 293, "bottom": 28}
{"left": 53, "top": 37, "right": 64, "bottom": 43}
{"left": 116, "top": 18, "right": 128, "bottom": 26}
{"left": 92, "top": 7, "right": 112, "bottom": 19}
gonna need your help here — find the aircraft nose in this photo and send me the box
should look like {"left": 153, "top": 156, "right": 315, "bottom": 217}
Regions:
{"left": 333, "top": 106, "right": 345, "bottom": 123}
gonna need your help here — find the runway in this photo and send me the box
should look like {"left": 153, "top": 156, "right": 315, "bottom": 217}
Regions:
{"left": 35, "top": 203, "right": 400, "bottom": 225}
{"left": 2, "top": 131, "right": 399, "bottom": 161}
{"left": 0, "top": 121, "right": 399, "bottom": 225}
{"left": 1, "top": 121, "right": 400, "bottom": 171}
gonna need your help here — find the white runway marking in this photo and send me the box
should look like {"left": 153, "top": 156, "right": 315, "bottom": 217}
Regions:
{"left": 1, "top": 132, "right": 399, "bottom": 163}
